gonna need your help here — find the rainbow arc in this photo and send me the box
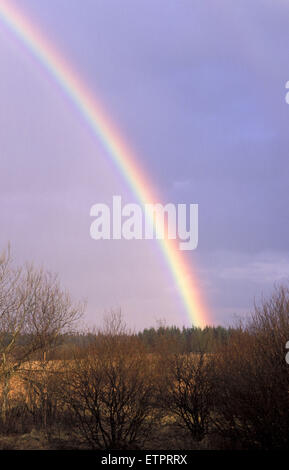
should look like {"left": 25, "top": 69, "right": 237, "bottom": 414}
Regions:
{"left": 0, "top": 0, "right": 210, "bottom": 327}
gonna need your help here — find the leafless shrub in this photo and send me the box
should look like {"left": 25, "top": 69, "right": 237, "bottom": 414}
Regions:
{"left": 61, "top": 313, "right": 158, "bottom": 449}
{"left": 213, "top": 285, "right": 289, "bottom": 449}
{"left": 158, "top": 349, "right": 214, "bottom": 443}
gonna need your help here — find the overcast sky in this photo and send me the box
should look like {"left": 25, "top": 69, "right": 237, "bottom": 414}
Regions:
{"left": 0, "top": 0, "right": 289, "bottom": 329}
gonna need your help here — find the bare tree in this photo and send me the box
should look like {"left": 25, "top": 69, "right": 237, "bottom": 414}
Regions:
{"left": 213, "top": 285, "right": 289, "bottom": 449}
{"left": 62, "top": 312, "right": 157, "bottom": 449}
{"left": 0, "top": 246, "right": 83, "bottom": 426}
{"left": 158, "top": 350, "right": 214, "bottom": 443}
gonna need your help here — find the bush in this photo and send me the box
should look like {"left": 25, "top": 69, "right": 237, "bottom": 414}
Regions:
{"left": 213, "top": 285, "right": 289, "bottom": 449}
{"left": 61, "top": 313, "right": 158, "bottom": 449}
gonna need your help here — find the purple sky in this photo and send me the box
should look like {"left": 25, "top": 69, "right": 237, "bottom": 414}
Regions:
{"left": 0, "top": 0, "right": 289, "bottom": 329}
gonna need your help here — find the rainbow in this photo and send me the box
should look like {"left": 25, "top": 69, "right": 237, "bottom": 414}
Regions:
{"left": 0, "top": 0, "right": 210, "bottom": 327}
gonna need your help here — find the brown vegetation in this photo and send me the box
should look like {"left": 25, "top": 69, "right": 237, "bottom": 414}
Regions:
{"left": 0, "top": 249, "right": 289, "bottom": 450}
